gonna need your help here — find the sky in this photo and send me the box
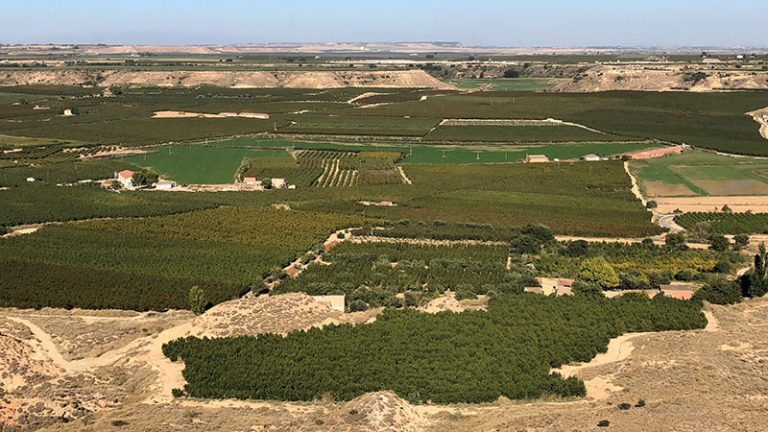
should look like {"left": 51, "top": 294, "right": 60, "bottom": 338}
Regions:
{"left": 2, "top": 0, "right": 766, "bottom": 47}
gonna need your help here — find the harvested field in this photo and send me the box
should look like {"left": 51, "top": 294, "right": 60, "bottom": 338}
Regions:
{"left": 643, "top": 180, "right": 696, "bottom": 197}
{"left": 655, "top": 195, "right": 768, "bottom": 213}
{"left": 695, "top": 179, "right": 768, "bottom": 196}
{"left": 152, "top": 111, "right": 269, "bottom": 119}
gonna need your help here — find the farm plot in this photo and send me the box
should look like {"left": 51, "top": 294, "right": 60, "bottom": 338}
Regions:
{"left": 676, "top": 212, "right": 768, "bottom": 234}
{"left": 631, "top": 151, "right": 768, "bottom": 198}
{"left": 298, "top": 150, "right": 405, "bottom": 187}
{"left": 0, "top": 207, "right": 365, "bottom": 311}
{"left": 424, "top": 119, "right": 628, "bottom": 143}
{"left": 281, "top": 113, "right": 441, "bottom": 137}
{"left": 125, "top": 145, "right": 290, "bottom": 184}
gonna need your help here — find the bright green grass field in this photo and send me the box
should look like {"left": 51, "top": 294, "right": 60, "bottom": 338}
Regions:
{"left": 448, "top": 78, "right": 564, "bottom": 92}
{"left": 631, "top": 151, "right": 768, "bottom": 197}
{"left": 124, "top": 145, "right": 290, "bottom": 184}
{"left": 208, "top": 138, "right": 662, "bottom": 165}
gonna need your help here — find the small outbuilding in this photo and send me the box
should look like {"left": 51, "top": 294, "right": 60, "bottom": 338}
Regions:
{"left": 155, "top": 180, "right": 176, "bottom": 190}
{"left": 242, "top": 177, "right": 261, "bottom": 187}
{"left": 582, "top": 154, "right": 601, "bottom": 162}
{"left": 271, "top": 178, "right": 287, "bottom": 189}
{"left": 526, "top": 154, "right": 550, "bottom": 164}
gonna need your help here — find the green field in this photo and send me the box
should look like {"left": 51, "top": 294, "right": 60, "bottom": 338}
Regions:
{"left": 125, "top": 145, "right": 290, "bottom": 184}
{"left": 201, "top": 137, "right": 662, "bottom": 165}
{"left": 631, "top": 151, "right": 768, "bottom": 197}
{"left": 423, "top": 124, "right": 630, "bottom": 143}
{"left": 447, "top": 78, "right": 564, "bottom": 92}
{"left": 1, "top": 88, "right": 766, "bottom": 155}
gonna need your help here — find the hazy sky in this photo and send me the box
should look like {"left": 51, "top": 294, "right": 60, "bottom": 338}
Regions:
{"left": 2, "top": 0, "right": 766, "bottom": 47}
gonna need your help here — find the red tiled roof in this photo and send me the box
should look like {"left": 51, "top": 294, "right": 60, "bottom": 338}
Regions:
{"left": 117, "top": 170, "right": 134, "bottom": 179}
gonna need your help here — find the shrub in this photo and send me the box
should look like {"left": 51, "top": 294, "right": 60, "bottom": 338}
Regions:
{"left": 694, "top": 277, "right": 742, "bottom": 305}
{"left": 709, "top": 235, "right": 729, "bottom": 252}
{"left": 598, "top": 420, "right": 610, "bottom": 427}
{"left": 572, "top": 280, "right": 604, "bottom": 297}
{"left": 635, "top": 399, "right": 646, "bottom": 408}
{"left": 348, "top": 299, "right": 369, "bottom": 312}
{"left": 618, "top": 402, "right": 632, "bottom": 410}
{"left": 188, "top": 286, "right": 209, "bottom": 315}
{"left": 455, "top": 288, "right": 478, "bottom": 301}
{"left": 404, "top": 290, "right": 423, "bottom": 307}
{"left": 578, "top": 257, "right": 619, "bottom": 289}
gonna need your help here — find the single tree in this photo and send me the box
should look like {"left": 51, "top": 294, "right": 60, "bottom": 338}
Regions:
{"left": 709, "top": 235, "right": 729, "bottom": 252}
{"left": 745, "top": 242, "right": 768, "bottom": 298}
{"left": 577, "top": 257, "right": 619, "bottom": 290}
{"left": 665, "top": 232, "right": 689, "bottom": 251}
{"left": 188, "top": 286, "right": 209, "bottom": 315}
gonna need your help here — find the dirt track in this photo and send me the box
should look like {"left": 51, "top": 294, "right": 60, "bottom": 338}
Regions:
{"left": 1, "top": 298, "right": 757, "bottom": 432}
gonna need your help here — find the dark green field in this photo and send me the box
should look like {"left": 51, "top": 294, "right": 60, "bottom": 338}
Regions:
{"left": 1, "top": 87, "right": 765, "bottom": 155}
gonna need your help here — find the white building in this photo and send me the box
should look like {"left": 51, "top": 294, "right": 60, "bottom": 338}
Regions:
{"left": 155, "top": 180, "right": 176, "bottom": 190}
{"left": 271, "top": 178, "right": 287, "bottom": 189}
{"left": 582, "top": 154, "right": 601, "bottom": 162}
{"left": 116, "top": 170, "right": 134, "bottom": 188}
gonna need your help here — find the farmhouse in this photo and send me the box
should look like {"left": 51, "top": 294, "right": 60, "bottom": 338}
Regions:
{"left": 242, "top": 177, "right": 261, "bottom": 187}
{"left": 526, "top": 277, "right": 575, "bottom": 297}
{"left": 115, "top": 170, "right": 135, "bottom": 188}
{"left": 525, "top": 154, "right": 550, "bottom": 164}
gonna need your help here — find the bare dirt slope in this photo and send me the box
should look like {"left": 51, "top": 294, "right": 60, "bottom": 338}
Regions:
{"left": 3, "top": 297, "right": 767, "bottom": 432}
{"left": 557, "top": 65, "right": 768, "bottom": 92}
{"left": 0, "top": 70, "right": 452, "bottom": 89}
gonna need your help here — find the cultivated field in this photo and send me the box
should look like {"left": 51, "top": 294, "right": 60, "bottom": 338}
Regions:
{"left": 2, "top": 50, "right": 767, "bottom": 432}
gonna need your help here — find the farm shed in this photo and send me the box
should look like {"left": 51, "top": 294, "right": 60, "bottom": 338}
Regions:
{"left": 155, "top": 180, "right": 176, "bottom": 190}
{"left": 271, "top": 178, "right": 287, "bottom": 189}
{"left": 582, "top": 154, "right": 601, "bottom": 162}
{"left": 528, "top": 277, "right": 575, "bottom": 297}
{"left": 243, "top": 177, "right": 261, "bottom": 187}
{"left": 525, "top": 154, "right": 550, "bottom": 164}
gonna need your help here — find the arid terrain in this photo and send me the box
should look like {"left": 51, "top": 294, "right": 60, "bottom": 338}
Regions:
{"left": 0, "top": 70, "right": 452, "bottom": 89}
{"left": 0, "top": 292, "right": 765, "bottom": 432}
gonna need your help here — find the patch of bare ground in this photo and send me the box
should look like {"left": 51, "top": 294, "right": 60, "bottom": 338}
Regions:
{"left": 557, "top": 65, "right": 768, "bottom": 92}
{"left": 0, "top": 70, "right": 453, "bottom": 89}
{"left": 655, "top": 195, "right": 768, "bottom": 213}
{"left": 748, "top": 108, "right": 768, "bottom": 141}
{"left": 418, "top": 292, "right": 489, "bottom": 314}
{"left": 8, "top": 294, "right": 768, "bottom": 432}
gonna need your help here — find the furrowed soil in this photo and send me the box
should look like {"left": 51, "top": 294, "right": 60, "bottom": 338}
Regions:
{"left": 1, "top": 294, "right": 766, "bottom": 432}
